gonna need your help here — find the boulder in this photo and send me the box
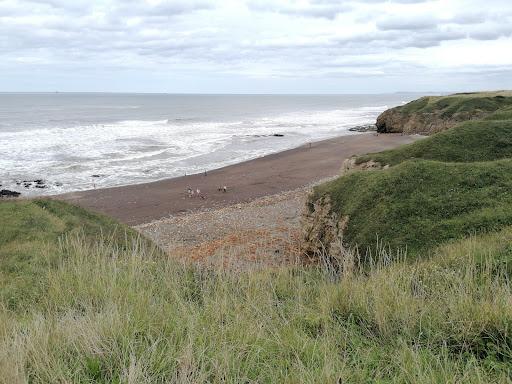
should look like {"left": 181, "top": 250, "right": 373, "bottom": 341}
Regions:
{"left": 0, "top": 189, "right": 21, "bottom": 198}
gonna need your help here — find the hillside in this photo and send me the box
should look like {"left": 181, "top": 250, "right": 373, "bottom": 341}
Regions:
{"left": 0, "top": 199, "right": 148, "bottom": 311}
{"left": 1, "top": 198, "right": 512, "bottom": 382}
{"left": 357, "top": 119, "right": 512, "bottom": 166}
{"left": 376, "top": 91, "right": 512, "bottom": 134}
{"left": 305, "top": 92, "right": 512, "bottom": 261}
{"left": 305, "top": 158, "right": 512, "bottom": 258}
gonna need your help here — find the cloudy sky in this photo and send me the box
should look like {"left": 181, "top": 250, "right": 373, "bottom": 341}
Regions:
{"left": 1, "top": 0, "right": 511, "bottom": 93}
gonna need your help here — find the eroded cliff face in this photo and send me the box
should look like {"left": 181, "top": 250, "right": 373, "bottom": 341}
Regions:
{"left": 302, "top": 195, "right": 348, "bottom": 260}
{"left": 376, "top": 108, "right": 490, "bottom": 135}
{"left": 301, "top": 158, "right": 385, "bottom": 260}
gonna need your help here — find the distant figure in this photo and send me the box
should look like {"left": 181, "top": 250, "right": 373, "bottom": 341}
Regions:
{"left": 204, "top": 170, "right": 207, "bottom": 176}
{"left": 187, "top": 187, "right": 193, "bottom": 198}
{"left": 196, "top": 188, "right": 200, "bottom": 196}
{"left": 223, "top": 186, "right": 227, "bottom": 193}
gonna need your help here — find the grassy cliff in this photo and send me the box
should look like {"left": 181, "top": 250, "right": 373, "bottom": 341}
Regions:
{"left": 1, "top": 198, "right": 512, "bottom": 382}
{"left": 376, "top": 91, "right": 512, "bottom": 134}
{"left": 357, "top": 119, "right": 512, "bottom": 166}
{"left": 306, "top": 92, "right": 512, "bottom": 261}
{"left": 309, "top": 159, "right": 512, "bottom": 257}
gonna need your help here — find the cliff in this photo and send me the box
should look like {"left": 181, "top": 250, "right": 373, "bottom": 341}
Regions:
{"left": 303, "top": 92, "right": 512, "bottom": 261}
{"left": 376, "top": 91, "right": 512, "bottom": 135}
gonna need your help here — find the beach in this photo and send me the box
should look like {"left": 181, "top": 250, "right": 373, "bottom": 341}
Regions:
{"left": 57, "top": 133, "right": 420, "bottom": 227}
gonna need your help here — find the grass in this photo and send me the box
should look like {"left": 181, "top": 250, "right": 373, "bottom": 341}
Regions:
{"left": 0, "top": 199, "right": 147, "bottom": 311}
{"left": 1, "top": 221, "right": 512, "bottom": 382}
{"left": 357, "top": 119, "right": 512, "bottom": 166}
{"left": 397, "top": 92, "right": 512, "bottom": 117}
{"left": 376, "top": 91, "right": 512, "bottom": 134}
{"left": 311, "top": 158, "right": 512, "bottom": 257}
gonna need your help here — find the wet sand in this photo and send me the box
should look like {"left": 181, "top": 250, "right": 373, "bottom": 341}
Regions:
{"left": 56, "top": 133, "right": 420, "bottom": 225}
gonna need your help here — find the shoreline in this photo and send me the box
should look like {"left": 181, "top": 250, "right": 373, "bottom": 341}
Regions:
{"left": 56, "top": 133, "right": 421, "bottom": 225}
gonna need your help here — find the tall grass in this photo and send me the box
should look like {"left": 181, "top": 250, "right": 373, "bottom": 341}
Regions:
{"left": 1, "top": 230, "right": 511, "bottom": 383}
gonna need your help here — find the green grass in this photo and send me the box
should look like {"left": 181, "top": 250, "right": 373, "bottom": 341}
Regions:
{"left": 357, "top": 119, "right": 512, "bottom": 166}
{"left": 397, "top": 92, "right": 512, "bottom": 117}
{"left": 0, "top": 199, "right": 147, "bottom": 311}
{"left": 1, "top": 222, "right": 512, "bottom": 382}
{"left": 311, "top": 158, "right": 512, "bottom": 257}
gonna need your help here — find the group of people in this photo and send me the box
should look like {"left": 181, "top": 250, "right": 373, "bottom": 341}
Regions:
{"left": 186, "top": 187, "right": 203, "bottom": 199}
{"left": 186, "top": 185, "right": 228, "bottom": 199}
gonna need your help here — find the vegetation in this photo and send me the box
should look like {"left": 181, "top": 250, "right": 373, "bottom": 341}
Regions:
{"left": 0, "top": 199, "right": 146, "bottom": 311}
{"left": 305, "top": 93, "right": 512, "bottom": 258}
{"left": 398, "top": 91, "right": 512, "bottom": 117}
{"left": 311, "top": 158, "right": 512, "bottom": 257}
{"left": 376, "top": 91, "right": 512, "bottom": 134}
{"left": 357, "top": 119, "right": 512, "bottom": 166}
{"left": 1, "top": 202, "right": 512, "bottom": 382}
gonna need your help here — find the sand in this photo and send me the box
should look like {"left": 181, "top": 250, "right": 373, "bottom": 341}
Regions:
{"left": 56, "top": 133, "right": 420, "bottom": 226}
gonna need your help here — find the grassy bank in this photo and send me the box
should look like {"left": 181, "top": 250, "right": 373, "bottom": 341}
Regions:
{"left": 357, "top": 119, "right": 512, "bottom": 166}
{"left": 307, "top": 97, "right": 512, "bottom": 259}
{"left": 398, "top": 91, "right": 512, "bottom": 117}
{"left": 375, "top": 91, "right": 512, "bottom": 134}
{"left": 311, "top": 158, "right": 512, "bottom": 257}
{"left": 0, "top": 199, "right": 146, "bottom": 311}
{"left": 1, "top": 222, "right": 512, "bottom": 382}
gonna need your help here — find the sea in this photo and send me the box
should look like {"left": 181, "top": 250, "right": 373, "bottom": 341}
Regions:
{"left": 0, "top": 93, "right": 417, "bottom": 196}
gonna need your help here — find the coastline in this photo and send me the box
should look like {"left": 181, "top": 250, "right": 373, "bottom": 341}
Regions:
{"left": 56, "top": 133, "right": 421, "bottom": 225}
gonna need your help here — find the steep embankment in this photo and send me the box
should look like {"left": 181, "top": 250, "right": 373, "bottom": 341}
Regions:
{"left": 376, "top": 91, "right": 512, "bottom": 135}
{"left": 304, "top": 92, "right": 512, "bottom": 260}
{"left": 304, "top": 159, "right": 512, "bottom": 259}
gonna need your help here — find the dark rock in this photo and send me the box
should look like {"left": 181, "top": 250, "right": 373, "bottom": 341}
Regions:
{"left": 272, "top": 134, "right": 284, "bottom": 137}
{"left": 35, "top": 185, "right": 47, "bottom": 189}
{"left": 91, "top": 174, "right": 101, "bottom": 178}
{"left": 0, "top": 189, "right": 21, "bottom": 198}
{"left": 349, "top": 124, "right": 377, "bottom": 132}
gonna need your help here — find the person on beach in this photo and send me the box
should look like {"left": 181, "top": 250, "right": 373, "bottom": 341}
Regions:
{"left": 187, "top": 187, "right": 193, "bottom": 198}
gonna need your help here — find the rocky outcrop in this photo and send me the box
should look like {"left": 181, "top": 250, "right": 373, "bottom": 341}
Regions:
{"left": 376, "top": 107, "right": 489, "bottom": 135}
{"left": 376, "top": 92, "right": 512, "bottom": 135}
{"left": 340, "top": 157, "right": 388, "bottom": 175}
{"left": 302, "top": 195, "right": 349, "bottom": 260}
{"left": 0, "top": 189, "right": 21, "bottom": 198}
{"left": 302, "top": 158, "right": 389, "bottom": 260}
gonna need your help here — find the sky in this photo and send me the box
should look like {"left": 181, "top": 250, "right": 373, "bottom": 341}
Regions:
{"left": 1, "top": 0, "right": 511, "bottom": 93}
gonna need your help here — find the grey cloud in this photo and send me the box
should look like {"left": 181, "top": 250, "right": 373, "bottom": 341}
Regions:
{"left": 113, "top": 0, "right": 215, "bottom": 17}
{"left": 247, "top": 0, "right": 351, "bottom": 19}
{"left": 377, "top": 16, "right": 438, "bottom": 31}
